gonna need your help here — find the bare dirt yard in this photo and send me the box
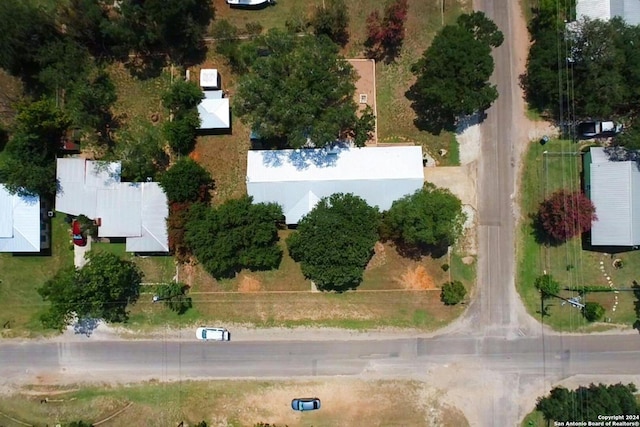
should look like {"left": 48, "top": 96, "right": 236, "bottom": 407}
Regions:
{"left": 0, "top": 379, "right": 469, "bottom": 427}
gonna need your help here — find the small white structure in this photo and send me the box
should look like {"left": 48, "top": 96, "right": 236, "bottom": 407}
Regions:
{"left": 584, "top": 147, "right": 640, "bottom": 246}
{"left": 0, "top": 185, "right": 41, "bottom": 252}
{"left": 56, "top": 158, "right": 169, "bottom": 252}
{"left": 576, "top": 0, "right": 640, "bottom": 25}
{"left": 247, "top": 146, "right": 424, "bottom": 224}
{"left": 200, "top": 69, "right": 219, "bottom": 90}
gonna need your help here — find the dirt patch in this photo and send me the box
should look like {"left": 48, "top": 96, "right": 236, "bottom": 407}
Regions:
{"left": 399, "top": 265, "right": 436, "bottom": 290}
{"left": 238, "top": 274, "right": 262, "bottom": 293}
{"left": 366, "top": 242, "right": 387, "bottom": 270}
{"left": 348, "top": 58, "right": 378, "bottom": 145}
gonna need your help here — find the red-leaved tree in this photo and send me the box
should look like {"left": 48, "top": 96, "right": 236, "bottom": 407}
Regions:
{"left": 364, "top": 0, "right": 408, "bottom": 62}
{"left": 536, "top": 190, "right": 597, "bottom": 243}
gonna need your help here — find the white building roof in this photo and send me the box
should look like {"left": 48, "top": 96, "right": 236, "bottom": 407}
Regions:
{"left": 198, "top": 95, "right": 230, "bottom": 129}
{"left": 589, "top": 147, "right": 640, "bottom": 246}
{"left": 56, "top": 158, "right": 169, "bottom": 252}
{"left": 56, "top": 158, "right": 120, "bottom": 218}
{"left": 576, "top": 0, "right": 640, "bottom": 25}
{"left": 200, "top": 69, "right": 219, "bottom": 89}
{"left": 0, "top": 185, "right": 41, "bottom": 252}
{"left": 247, "top": 146, "right": 424, "bottom": 224}
{"left": 126, "top": 183, "right": 169, "bottom": 253}
{"left": 97, "top": 183, "right": 143, "bottom": 237}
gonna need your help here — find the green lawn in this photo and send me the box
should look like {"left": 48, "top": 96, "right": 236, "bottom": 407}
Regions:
{"left": 90, "top": 241, "right": 176, "bottom": 283}
{"left": 517, "top": 140, "right": 640, "bottom": 331}
{"left": 0, "top": 215, "right": 74, "bottom": 338}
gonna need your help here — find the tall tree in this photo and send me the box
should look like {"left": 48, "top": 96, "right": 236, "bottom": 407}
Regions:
{"left": 234, "top": 30, "right": 372, "bottom": 148}
{"left": 185, "top": 197, "right": 284, "bottom": 278}
{"left": 159, "top": 158, "right": 213, "bottom": 203}
{"left": 164, "top": 110, "right": 200, "bottom": 155}
{"left": 364, "top": 0, "right": 409, "bottom": 62}
{"left": 310, "top": 0, "right": 350, "bottom": 47}
{"left": 534, "top": 274, "right": 560, "bottom": 299}
{"left": 536, "top": 190, "right": 596, "bottom": 244}
{"left": 407, "top": 15, "right": 502, "bottom": 133}
{"left": 155, "top": 282, "right": 192, "bottom": 314}
{"left": 114, "top": 0, "right": 214, "bottom": 65}
{"left": 115, "top": 121, "right": 169, "bottom": 182}
{"left": 0, "top": 99, "right": 70, "bottom": 196}
{"left": 381, "top": 183, "right": 465, "bottom": 253}
{"left": 38, "top": 251, "right": 143, "bottom": 330}
{"left": 162, "top": 79, "right": 204, "bottom": 114}
{"left": 287, "top": 193, "right": 380, "bottom": 291}
{"left": 57, "top": 0, "right": 118, "bottom": 59}
{"left": 440, "top": 281, "right": 467, "bottom": 305}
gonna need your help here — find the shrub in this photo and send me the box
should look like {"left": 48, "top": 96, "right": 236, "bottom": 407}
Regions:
{"left": 583, "top": 301, "right": 605, "bottom": 322}
{"left": 440, "top": 281, "right": 466, "bottom": 305}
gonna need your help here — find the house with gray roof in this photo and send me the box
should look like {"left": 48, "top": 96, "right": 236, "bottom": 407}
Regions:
{"left": 576, "top": 0, "right": 640, "bottom": 25}
{"left": 584, "top": 146, "right": 640, "bottom": 247}
{"left": 56, "top": 158, "right": 169, "bottom": 252}
{"left": 0, "top": 185, "right": 44, "bottom": 253}
{"left": 246, "top": 146, "right": 424, "bottom": 224}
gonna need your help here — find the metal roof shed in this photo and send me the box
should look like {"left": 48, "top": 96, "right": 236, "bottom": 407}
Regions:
{"left": 587, "top": 147, "right": 640, "bottom": 246}
{"left": 198, "top": 94, "right": 230, "bottom": 130}
{"left": 200, "top": 69, "right": 220, "bottom": 90}
{"left": 246, "top": 146, "right": 424, "bottom": 224}
{"left": 0, "top": 185, "right": 41, "bottom": 252}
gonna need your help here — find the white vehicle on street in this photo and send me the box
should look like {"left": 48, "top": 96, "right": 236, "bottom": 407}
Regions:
{"left": 196, "top": 327, "right": 231, "bottom": 341}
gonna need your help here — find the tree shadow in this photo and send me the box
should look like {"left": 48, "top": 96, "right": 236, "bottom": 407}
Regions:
{"left": 124, "top": 54, "right": 166, "bottom": 80}
{"left": 530, "top": 213, "right": 564, "bottom": 247}
{"left": 633, "top": 283, "right": 640, "bottom": 334}
{"left": 393, "top": 240, "right": 448, "bottom": 261}
{"left": 73, "top": 317, "right": 100, "bottom": 337}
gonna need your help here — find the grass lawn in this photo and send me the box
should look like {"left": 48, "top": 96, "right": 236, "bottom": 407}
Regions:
{"left": 0, "top": 215, "right": 74, "bottom": 338}
{"left": 127, "top": 228, "right": 474, "bottom": 331}
{"left": 0, "top": 379, "right": 468, "bottom": 427}
{"left": 90, "top": 241, "right": 176, "bottom": 283}
{"left": 517, "top": 139, "right": 640, "bottom": 331}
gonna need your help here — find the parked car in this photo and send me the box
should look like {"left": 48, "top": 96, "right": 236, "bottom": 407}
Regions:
{"left": 196, "top": 327, "right": 230, "bottom": 341}
{"left": 291, "top": 397, "right": 321, "bottom": 411}
{"left": 71, "top": 220, "right": 87, "bottom": 247}
{"left": 577, "top": 120, "right": 623, "bottom": 138}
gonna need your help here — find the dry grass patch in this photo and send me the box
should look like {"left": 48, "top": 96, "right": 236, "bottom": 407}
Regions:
{"left": 400, "top": 265, "right": 437, "bottom": 290}
{"left": 0, "top": 379, "right": 469, "bottom": 427}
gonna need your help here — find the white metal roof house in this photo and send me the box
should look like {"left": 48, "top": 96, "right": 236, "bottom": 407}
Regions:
{"left": 56, "top": 158, "right": 169, "bottom": 252}
{"left": 0, "top": 185, "right": 42, "bottom": 252}
{"left": 200, "top": 69, "right": 220, "bottom": 90}
{"left": 576, "top": 0, "right": 640, "bottom": 25}
{"left": 246, "top": 146, "right": 424, "bottom": 224}
{"left": 584, "top": 147, "right": 640, "bottom": 247}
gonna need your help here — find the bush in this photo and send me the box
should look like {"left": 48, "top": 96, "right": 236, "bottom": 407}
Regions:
{"left": 583, "top": 301, "right": 605, "bottom": 322}
{"left": 440, "top": 281, "right": 466, "bottom": 305}
{"left": 441, "top": 263, "right": 450, "bottom": 272}
{"left": 536, "top": 190, "right": 597, "bottom": 244}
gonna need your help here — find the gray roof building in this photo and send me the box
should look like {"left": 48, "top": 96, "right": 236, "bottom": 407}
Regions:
{"left": 576, "top": 0, "right": 640, "bottom": 26}
{"left": 585, "top": 147, "right": 640, "bottom": 246}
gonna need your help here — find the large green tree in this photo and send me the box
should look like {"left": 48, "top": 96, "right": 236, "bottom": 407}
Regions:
{"left": 185, "top": 197, "right": 284, "bottom": 278}
{"left": 536, "top": 383, "right": 639, "bottom": 423}
{"left": 114, "top": 0, "right": 214, "bottom": 64}
{"left": 159, "top": 158, "right": 213, "bottom": 203}
{"left": 234, "top": 30, "right": 373, "bottom": 148}
{"left": 310, "top": 0, "right": 350, "bottom": 47}
{"left": 38, "top": 251, "right": 144, "bottom": 330}
{"left": 381, "top": 183, "right": 465, "bottom": 253}
{"left": 407, "top": 13, "right": 503, "bottom": 133}
{"left": 115, "top": 122, "right": 169, "bottom": 182}
{"left": 287, "top": 193, "right": 380, "bottom": 291}
{"left": 0, "top": 99, "right": 70, "bottom": 196}
{"left": 534, "top": 274, "right": 560, "bottom": 299}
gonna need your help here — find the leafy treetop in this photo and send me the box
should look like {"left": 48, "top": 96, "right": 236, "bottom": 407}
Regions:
{"left": 185, "top": 197, "right": 284, "bottom": 279}
{"left": 38, "top": 251, "right": 143, "bottom": 330}
{"left": 310, "top": 0, "right": 350, "bottom": 47}
{"left": 159, "top": 158, "right": 213, "bottom": 203}
{"left": 287, "top": 193, "right": 380, "bottom": 292}
{"left": 536, "top": 190, "right": 596, "bottom": 244}
{"left": 234, "top": 30, "right": 373, "bottom": 149}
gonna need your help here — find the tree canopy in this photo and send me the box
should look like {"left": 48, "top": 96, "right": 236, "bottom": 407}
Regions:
{"left": 310, "top": 0, "right": 350, "bottom": 47}
{"left": 583, "top": 301, "right": 605, "bottom": 322}
{"left": 534, "top": 274, "right": 560, "bottom": 299}
{"left": 185, "top": 197, "right": 284, "bottom": 279}
{"left": 381, "top": 183, "right": 465, "bottom": 254}
{"left": 234, "top": 30, "right": 373, "bottom": 148}
{"left": 38, "top": 251, "right": 143, "bottom": 330}
{"left": 115, "top": 121, "right": 169, "bottom": 182}
{"left": 536, "top": 383, "right": 639, "bottom": 423}
{"left": 407, "top": 12, "right": 503, "bottom": 133}
{"left": 441, "top": 281, "right": 467, "bottom": 305}
{"left": 159, "top": 158, "right": 213, "bottom": 204}
{"left": 0, "top": 99, "right": 70, "bottom": 197}
{"left": 365, "top": 0, "right": 409, "bottom": 62}
{"left": 155, "top": 282, "right": 192, "bottom": 315}
{"left": 287, "top": 193, "right": 380, "bottom": 292}
{"left": 536, "top": 190, "right": 596, "bottom": 244}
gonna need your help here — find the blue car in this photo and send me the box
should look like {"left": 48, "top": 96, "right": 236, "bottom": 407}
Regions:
{"left": 291, "top": 397, "right": 321, "bottom": 411}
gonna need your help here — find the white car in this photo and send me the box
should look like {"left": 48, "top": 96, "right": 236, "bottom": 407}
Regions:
{"left": 196, "top": 327, "right": 231, "bottom": 341}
